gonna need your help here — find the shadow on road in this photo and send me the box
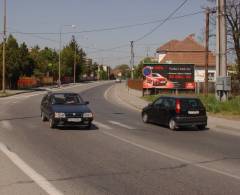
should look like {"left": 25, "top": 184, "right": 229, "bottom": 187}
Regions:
{"left": 57, "top": 124, "right": 99, "bottom": 131}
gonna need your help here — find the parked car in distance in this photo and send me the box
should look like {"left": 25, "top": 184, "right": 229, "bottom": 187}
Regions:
{"left": 142, "top": 96, "right": 207, "bottom": 130}
{"left": 146, "top": 73, "right": 167, "bottom": 86}
{"left": 40, "top": 92, "right": 93, "bottom": 129}
{"left": 115, "top": 78, "right": 122, "bottom": 83}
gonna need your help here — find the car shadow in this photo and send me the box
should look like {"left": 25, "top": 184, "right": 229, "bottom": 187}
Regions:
{"left": 149, "top": 122, "right": 209, "bottom": 132}
{"left": 176, "top": 126, "right": 209, "bottom": 132}
{"left": 57, "top": 124, "right": 99, "bottom": 131}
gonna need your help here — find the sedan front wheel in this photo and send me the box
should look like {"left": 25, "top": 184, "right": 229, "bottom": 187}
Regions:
{"left": 142, "top": 113, "right": 149, "bottom": 123}
{"left": 49, "top": 118, "right": 56, "bottom": 129}
{"left": 41, "top": 111, "right": 47, "bottom": 122}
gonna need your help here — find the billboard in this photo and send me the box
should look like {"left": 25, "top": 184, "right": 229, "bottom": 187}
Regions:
{"left": 143, "top": 64, "right": 195, "bottom": 89}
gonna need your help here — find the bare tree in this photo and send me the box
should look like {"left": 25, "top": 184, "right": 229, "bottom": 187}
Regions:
{"left": 208, "top": 0, "right": 240, "bottom": 79}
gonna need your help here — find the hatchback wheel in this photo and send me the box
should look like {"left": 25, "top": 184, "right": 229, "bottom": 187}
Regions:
{"left": 142, "top": 113, "right": 149, "bottom": 123}
{"left": 49, "top": 118, "right": 56, "bottom": 129}
{"left": 169, "top": 118, "right": 177, "bottom": 130}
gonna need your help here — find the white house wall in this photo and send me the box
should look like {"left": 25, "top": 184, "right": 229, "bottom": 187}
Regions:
{"left": 195, "top": 67, "right": 216, "bottom": 82}
{"left": 158, "top": 54, "right": 166, "bottom": 63}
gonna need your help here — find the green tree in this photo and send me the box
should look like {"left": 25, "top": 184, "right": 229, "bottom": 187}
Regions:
{"left": 19, "top": 42, "right": 35, "bottom": 77}
{"left": 29, "top": 46, "right": 58, "bottom": 78}
{"left": 61, "top": 37, "right": 86, "bottom": 81}
{"left": 98, "top": 65, "right": 108, "bottom": 80}
{"left": 5, "top": 35, "right": 21, "bottom": 89}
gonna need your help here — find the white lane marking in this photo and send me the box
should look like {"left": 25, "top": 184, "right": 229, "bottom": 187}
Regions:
{"left": 100, "top": 130, "right": 240, "bottom": 181}
{"left": 94, "top": 121, "right": 112, "bottom": 130}
{"left": 103, "top": 85, "right": 114, "bottom": 101}
{"left": 108, "top": 120, "right": 136, "bottom": 130}
{"left": 0, "top": 142, "right": 64, "bottom": 195}
{"left": 0, "top": 121, "right": 13, "bottom": 130}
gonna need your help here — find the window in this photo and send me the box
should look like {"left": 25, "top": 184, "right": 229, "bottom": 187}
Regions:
{"left": 52, "top": 94, "right": 84, "bottom": 105}
{"left": 180, "top": 99, "right": 203, "bottom": 110}
{"left": 154, "top": 98, "right": 163, "bottom": 106}
{"left": 163, "top": 98, "right": 175, "bottom": 108}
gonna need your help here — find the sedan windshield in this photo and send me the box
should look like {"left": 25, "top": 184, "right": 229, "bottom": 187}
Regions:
{"left": 52, "top": 94, "right": 84, "bottom": 105}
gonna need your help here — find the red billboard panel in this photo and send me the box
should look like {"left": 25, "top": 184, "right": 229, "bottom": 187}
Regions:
{"left": 143, "top": 64, "right": 195, "bottom": 89}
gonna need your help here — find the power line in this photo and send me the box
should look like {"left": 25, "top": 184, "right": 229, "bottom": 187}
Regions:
{"left": 8, "top": 9, "right": 202, "bottom": 36}
{"left": 7, "top": 27, "right": 59, "bottom": 43}
{"left": 134, "top": 0, "right": 189, "bottom": 42}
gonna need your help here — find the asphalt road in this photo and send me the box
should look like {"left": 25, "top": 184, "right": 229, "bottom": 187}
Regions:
{"left": 0, "top": 81, "right": 240, "bottom": 195}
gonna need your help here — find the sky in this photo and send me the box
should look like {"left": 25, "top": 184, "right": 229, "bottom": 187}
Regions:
{"left": 0, "top": 0, "right": 212, "bottom": 67}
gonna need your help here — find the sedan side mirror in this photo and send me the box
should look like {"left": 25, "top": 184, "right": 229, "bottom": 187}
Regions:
{"left": 85, "top": 101, "right": 89, "bottom": 105}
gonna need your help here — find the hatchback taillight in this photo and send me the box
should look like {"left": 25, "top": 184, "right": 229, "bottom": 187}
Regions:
{"left": 176, "top": 99, "right": 181, "bottom": 114}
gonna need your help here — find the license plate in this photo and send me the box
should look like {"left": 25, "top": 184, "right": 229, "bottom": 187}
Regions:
{"left": 188, "top": 111, "right": 199, "bottom": 115}
{"left": 68, "top": 118, "right": 82, "bottom": 122}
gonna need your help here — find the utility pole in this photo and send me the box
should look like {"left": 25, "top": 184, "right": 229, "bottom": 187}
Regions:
{"left": 216, "top": 0, "right": 228, "bottom": 101}
{"left": 204, "top": 8, "right": 210, "bottom": 96}
{"left": 130, "top": 41, "right": 134, "bottom": 79}
{"left": 58, "top": 28, "right": 62, "bottom": 87}
{"left": 2, "top": 0, "right": 6, "bottom": 93}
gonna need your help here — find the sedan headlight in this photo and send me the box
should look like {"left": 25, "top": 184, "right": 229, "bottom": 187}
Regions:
{"left": 54, "top": 112, "right": 66, "bottom": 118}
{"left": 83, "top": 112, "right": 93, "bottom": 118}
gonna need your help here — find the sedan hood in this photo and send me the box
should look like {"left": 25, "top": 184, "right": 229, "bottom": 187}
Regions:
{"left": 52, "top": 104, "right": 91, "bottom": 113}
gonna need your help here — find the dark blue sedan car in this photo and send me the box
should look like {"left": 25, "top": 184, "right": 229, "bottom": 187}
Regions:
{"left": 40, "top": 92, "right": 93, "bottom": 129}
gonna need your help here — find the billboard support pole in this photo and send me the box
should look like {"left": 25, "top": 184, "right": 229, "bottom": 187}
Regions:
{"left": 130, "top": 41, "right": 134, "bottom": 79}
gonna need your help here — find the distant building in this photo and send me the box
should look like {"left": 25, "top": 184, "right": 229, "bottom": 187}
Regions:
{"left": 156, "top": 34, "right": 216, "bottom": 82}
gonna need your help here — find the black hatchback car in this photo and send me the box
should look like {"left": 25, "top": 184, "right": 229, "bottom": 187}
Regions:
{"left": 40, "top": 92, "right": 93, "bottom": 129}
{"left": 142, "top": 96, "right": 207, "bottom": 130}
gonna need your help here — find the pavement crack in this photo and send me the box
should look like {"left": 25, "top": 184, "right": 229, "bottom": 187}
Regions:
{"left": 0, "top": 180, "right": 34, "bottom": 189}
{"left": 196, "top": 156, "right": 240, "bottom": 165}
{"left": 0, "top": 115, "right": 40, "bottom": 122}
{"left": 48, "top": 163, "right": 188, "bottom": 182}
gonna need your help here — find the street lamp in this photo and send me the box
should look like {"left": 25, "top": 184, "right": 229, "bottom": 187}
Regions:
{"left": 2, "top": 0, "right": 6, "bottom": 93}
{"left": 71, "top": 25, "right": 77, "bottom": 84}
{"left": 58, "top": 24, "right": 76, "bottom": 87}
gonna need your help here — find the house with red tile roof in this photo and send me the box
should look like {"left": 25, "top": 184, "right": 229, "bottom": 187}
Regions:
{"left": 156, "top": 34, "right": 216, "bottom": 82}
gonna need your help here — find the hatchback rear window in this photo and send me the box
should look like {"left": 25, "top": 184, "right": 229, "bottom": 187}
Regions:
{"left": 180, "top": 98, "right": 203, "bottom": 110}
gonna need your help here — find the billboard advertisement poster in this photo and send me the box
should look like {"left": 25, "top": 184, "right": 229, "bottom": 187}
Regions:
{"left": 143, "top": 64, "right": 195, "bottom": 89}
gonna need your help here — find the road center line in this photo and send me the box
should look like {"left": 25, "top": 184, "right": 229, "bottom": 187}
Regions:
{"left": 0, "top": 142, "right": 63, "bottom": 195}
{"left": 100, "top": 129, "right": 240, "bottom": 181}
{"left": 108, "top": 120, "right": 136, "bottom": 130}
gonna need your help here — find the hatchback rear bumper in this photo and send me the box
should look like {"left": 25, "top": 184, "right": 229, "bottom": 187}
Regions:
{"left": 175, "top": 116, "right": 207, "bottom": 127}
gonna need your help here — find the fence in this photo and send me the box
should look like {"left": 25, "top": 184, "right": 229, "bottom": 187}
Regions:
{"left": 17, "top": 76, "right": 54, "bottom": 89}
{"left": 17, "top": 77, "right": 38, "bottom": 89}
{"left": 127, "top": 79, "right": 143, "bottom": 91}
